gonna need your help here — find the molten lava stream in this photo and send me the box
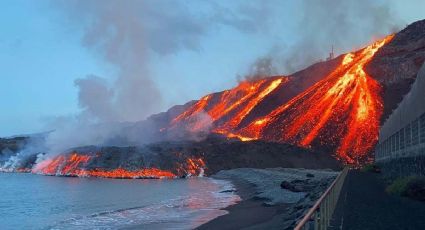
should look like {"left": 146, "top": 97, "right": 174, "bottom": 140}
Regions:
{"left": 32, "top": 154, "right": 207, "bottom": 179}
{"left": 169, "top": 77, "right": 286, "bottom": 136}
{"left": 87, "top": 168, "right": 176, "bottom": 179}
{"left": 213, "top": 78, "right": 287, "bottom": 137}
{"left": 235, "top": 35, "right": 394, "bottom": 163}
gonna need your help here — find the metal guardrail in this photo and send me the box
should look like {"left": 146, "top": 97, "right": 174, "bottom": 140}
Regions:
{"left": 294, "top": 167, "right": 349, "bottom": 230}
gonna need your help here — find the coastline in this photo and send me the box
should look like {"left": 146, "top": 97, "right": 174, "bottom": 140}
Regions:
{"left": 196, "top": 176, "right": 290, "bottom": 230}
{"left": 197, "top": 168, "right": 338, "bottom": 230}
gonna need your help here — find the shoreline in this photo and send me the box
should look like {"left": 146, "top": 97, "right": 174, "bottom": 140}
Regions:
{"left": 197, "top": 175, "right": 290, "bottom": 230}
{"left": 197, "top": 168, "right": 338, "bottom": 230}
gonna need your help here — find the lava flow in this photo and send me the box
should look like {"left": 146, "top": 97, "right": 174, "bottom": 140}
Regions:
{"left": 169, "top": 77, "right": 287, "bottom": 134}
{"left": 171, "top": 34, "right": 394, "bottom": 164}
{"left": 31, "top": 153, "right": 91, "bottom": 176}
{"left": 176, "top": 157, "right": 206, "bottom": 176}
{"left": 31, "top": 153, "right": 206, "bottom": 179}
{"left": 238, "top": 35, "right": 394, "bottom": 163}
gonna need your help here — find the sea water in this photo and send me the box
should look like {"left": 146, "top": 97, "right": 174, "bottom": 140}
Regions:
{"left": 0, "top": 173, "right": 240, "bottom": 230}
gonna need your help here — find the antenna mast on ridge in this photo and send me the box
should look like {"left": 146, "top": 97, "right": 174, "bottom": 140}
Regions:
{"left": 327, "top": 45, "right": 334, "bottom": 61}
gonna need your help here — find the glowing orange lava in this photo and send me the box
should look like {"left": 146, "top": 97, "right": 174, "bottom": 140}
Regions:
{"left": 171, "top": 35, "right": 394, "bottom": 164}
{"left": 32, "top": 153, "right": 207, "bottom": 179}
{"left": 176, "top": 157, "right": 206, "bottom": 176}
{"left": 214, "top": 78, "right": 286, "bottom": 133}
{"left": 169, "top": 77, "right": 287, "bottom": 138}
{"left": 239, "top": 35, "right": 394, "bottom": 163}
{"left": 87, "top": 168, "right": 176, "bottom": 179}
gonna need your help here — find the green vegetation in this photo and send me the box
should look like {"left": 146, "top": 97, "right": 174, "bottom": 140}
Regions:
{"left": 386, "top": 176, "right": 414, "bottom": 195}
{"left": 386, "top": 176, "right": 425, "bottom": 201}
{"left": 360, "top": 163, "right": 380, "bottom": 173}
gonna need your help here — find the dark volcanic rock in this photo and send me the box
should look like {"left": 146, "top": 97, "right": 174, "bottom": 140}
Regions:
{"left": 2, "top": 134, "right": 341, "bottom": 175}
{"left": 306, "top": 173, "right": 315, "bottom": 178}
{"left": 280, "top": 181, "right": 299, "bottom": 192}
{"left": 367, "top": 19, "right": 425, "bottom": 123}
{"left": 69, "top": 137, "right": 341, "bottom": 175}
{"left": 281, "top": 179, "right": 317, "bottom": 192}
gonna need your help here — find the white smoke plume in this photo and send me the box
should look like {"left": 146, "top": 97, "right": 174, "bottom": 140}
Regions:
{"left": 19, "top": 0, "right": 405, "bottom": 157}
{"left": 244, "top": 0, "right": 402, "bottom": 77}
{"left": 37, "top": 0, "right": 275, "bottom": 155}
{"left": 241, "top": 57, "right": 279, "bottom": 82}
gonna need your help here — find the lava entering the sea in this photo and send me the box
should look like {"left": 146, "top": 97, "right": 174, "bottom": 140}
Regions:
{"left": 32, "top": 153, "right": 206, "bottom": 179}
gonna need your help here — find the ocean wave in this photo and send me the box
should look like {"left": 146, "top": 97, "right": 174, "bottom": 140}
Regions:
{"left": 46, "top": 178, "right": 240, "bottom": 230}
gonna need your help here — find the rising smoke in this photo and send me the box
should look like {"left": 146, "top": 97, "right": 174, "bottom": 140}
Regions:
{"left": 244, "top": 0, "right": 401, "bottom": 79}
{"left": 10, "top": 0, "right": 405, "bottom": 163}
{"left": 241, "top": 57, "right": 278, "bottom": 82}
{"left": 36, "top": 0, "right": 275, "bottom": 155}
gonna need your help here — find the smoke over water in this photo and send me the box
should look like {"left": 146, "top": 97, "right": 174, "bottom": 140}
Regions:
{"left": 21, "top": 0, "right": 274, "bottom": 157}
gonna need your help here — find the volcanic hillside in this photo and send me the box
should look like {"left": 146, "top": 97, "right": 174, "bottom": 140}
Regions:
{"left": 2, "top": 20, "right": 425, "bottom": 178}
{"left": 161, "top": 20, "right": 425, "bottom": 164}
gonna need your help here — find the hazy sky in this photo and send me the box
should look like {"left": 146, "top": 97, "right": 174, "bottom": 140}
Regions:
{"left": 0, "top": 0, "right": 424, "bottom": 136}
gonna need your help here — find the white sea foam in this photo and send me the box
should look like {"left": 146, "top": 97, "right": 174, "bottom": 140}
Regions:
{"left": 48, "top": 178, "right": 240, "bottom": 230}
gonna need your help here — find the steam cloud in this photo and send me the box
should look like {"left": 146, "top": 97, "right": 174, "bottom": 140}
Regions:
{"left": 18, "top": 0, "right": 404, "bottom": 158}
{"left": 242, "top": 57, "right": 278, "bottom": 82}
{"left": 38, "top": 0, "right": 274, "bottom": 154}
{"left": 283, "top": 0, "right": 400, "bottom": 73}
{"left": 244, "top": 0, "right": 401, "bottom": 78}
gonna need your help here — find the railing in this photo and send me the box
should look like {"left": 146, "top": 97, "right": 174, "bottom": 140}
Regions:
{"left": 294, "top": 167, "right": 349, "bottom": 230}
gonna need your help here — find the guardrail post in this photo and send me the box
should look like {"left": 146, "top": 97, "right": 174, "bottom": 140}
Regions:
{"left": 314, "top": 210, "right": 319, "bottom": 230}
{"left": 294, "top": 167, "right": 349, "bottom": 230}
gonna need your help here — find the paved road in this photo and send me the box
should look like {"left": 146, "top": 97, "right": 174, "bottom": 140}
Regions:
{"left": 329, "top": 170, "right": 425, "bottom": 230}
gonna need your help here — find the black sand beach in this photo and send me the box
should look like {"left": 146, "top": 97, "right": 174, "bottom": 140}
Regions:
{"left": 197, "top": 168, "right": 338, "bottom": 230}
{"left": 197, "top": 177, "right": 289, "bottom": 230}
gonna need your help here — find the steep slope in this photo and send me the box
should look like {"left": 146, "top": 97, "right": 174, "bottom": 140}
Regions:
{"left": 4, "top": 20, "right": 425, "bottom": 176}
{"left": 167, "top": 20, "right": 425, "bottom": 164}
{"left": 236, "top": 35, "right": 393, "bottom": 164}
{"left": 367, "top": 19, "right": 425, "bottom": 122}
{"left": 168, "top": 36, "right": 393, "bottom": 164}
